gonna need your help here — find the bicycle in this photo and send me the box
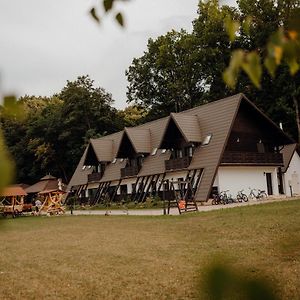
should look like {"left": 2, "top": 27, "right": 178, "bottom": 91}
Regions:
{"left": 212, "top": 193, "right": 222, "bottom": 205}
{"left": 248, "top": 188, "right": 267, "bottom": 200}
{"left": 236, "top": 190, "right": 248, "bottom": 202}
{"left": 220, "top": 190, "right": 235, "bottom": 204}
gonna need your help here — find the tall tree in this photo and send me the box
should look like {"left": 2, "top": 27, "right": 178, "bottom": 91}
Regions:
{"left": 126, "top": 30, "right": 205, "bottom": 120}
{"left": 1, "top": 76, "right": 123, "bottom": 184}
{"left": 126, "top": 0, "right": 300, "bottom": 141}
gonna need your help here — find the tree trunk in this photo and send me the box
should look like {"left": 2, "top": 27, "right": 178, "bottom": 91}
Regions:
{"left": 293, "top": 96, "right": 300, "bottom": 144}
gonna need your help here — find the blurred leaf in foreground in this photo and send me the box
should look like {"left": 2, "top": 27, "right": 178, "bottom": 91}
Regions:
{"left": 0, "top": 130, "right": 14, "bottom": 193}
{"left": 198, "top": 259, "right": 278, "bottom": 300}
{"left": 2, "top": 95, "right": 26, "bottom": 120}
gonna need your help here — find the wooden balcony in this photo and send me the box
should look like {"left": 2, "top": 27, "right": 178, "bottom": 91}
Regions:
{"left": 121, "top": 165, "right": 140, "bottom": 178}
{"left": 221, "top": 151, "right": 283, "bottom": 166}
{"left": 87, "top": 172, "right": 103, "bottom": 183}
{"left": 165, "top": 156, "right": 192, "bottom": 171}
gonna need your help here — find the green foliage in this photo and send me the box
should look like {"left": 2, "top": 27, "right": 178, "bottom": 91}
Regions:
{"left": 126, "top": 29, "right": 205, "bottom": 119}
{"left": 126, "top": 0, "right": 299, "bottom": 140}
{"left": 0, "top": 76, "right": 123, "bottom": 184}
{"left": 90, "top": 0, "right": 126, "bottom": 27}
{"left": 117, "top": 105, "right": 148, "bottom": 127}
{"left": 223, "top": 0, "right": 300, "bottom": 142}
{"left": 89, "top": 8, "right": 100, "bottom": 23}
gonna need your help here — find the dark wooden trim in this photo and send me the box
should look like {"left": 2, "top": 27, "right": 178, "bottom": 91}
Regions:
{"left": 165, "top": 156, "right": 192, "bottom": 171}
{"left": 221, "top": 151, "right": 283, "bottom": 166}
{"left": 138, "top": 175, "right": 152, "bottom": 202}
{"left": 111, "top": 179, "right": 122, "bottom": 202}
{"left": 87, "top": 172, "right": 103, "bottom": 183}
{"left": 131, "top": 176, "right": 141, "bottom": 200}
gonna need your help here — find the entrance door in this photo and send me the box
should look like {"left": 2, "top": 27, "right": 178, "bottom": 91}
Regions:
{"left": 266, "top": 173, "right": 273, "bottom": 195}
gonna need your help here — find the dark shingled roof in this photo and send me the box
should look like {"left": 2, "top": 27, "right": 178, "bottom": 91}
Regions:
{"left": 281, "top": 143, "right": 297, "bottom": 173}
{"left": 186, "top": 94, "right": 242, "bottom": 200}
{"left": 67, "top": 146, "right": 92, "bottom": 190}
{"left": 100, "top": 159, "right": 127, "bottom": 182}
{"left": 26, "top": 175, "right": 62, "bottom": 194}
{"left": 89, "top": 139, "right": 114, "bottom": 162}
{"left": 170, "top": 113, "right": 202, "bottom": 143}
{"left": 124, "top": 127, "right": 152, "bottom": 153}
{"left": 138, "top": 150, "right": 172, "bottom": 177}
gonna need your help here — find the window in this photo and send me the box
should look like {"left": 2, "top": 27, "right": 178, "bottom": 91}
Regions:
{"left": 161, "top": 149, "right": 167, "bottom": 154}
{"left": 202, "top": 134, "right": 212, "bottom": 146}
{"left": 151, "top": 148, "right": 158, "bottom": 155}
{"left": 112, "top": 158, "right": 117, "bottom": 164}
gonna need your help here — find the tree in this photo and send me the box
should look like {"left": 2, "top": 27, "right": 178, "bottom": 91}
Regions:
{"left": 117, "top": 105, "right": 148, "bottom": 127}
{"left": 126, "top": 0, "right": 299, "bottom": 140}
{"left": 126, "top": 30, "right": 205, "bottom": 120}
{"left": 192, "top": 0, "right": 238, "bottom": 101}
{"left": 224, "top": 0, "right": 300, "bottom": 142}
{"left": 0, "top": 76, "right": 123, "bottom": 184}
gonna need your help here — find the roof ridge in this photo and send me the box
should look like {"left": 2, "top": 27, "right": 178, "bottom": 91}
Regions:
{"left": 177, "top": 93, "right": 243, "bottom": 115}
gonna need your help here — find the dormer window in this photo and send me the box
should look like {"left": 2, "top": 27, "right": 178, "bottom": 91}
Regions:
{"left": 151, "top": 148, "right": 158, "bottom": 156}
{"left": 202, "top": 134, "right": 212, "bottom": 146}
{"left": 112, "top": 158, "right": 117, "bottom": 164}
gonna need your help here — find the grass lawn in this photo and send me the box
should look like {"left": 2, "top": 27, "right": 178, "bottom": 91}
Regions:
{"left": 0, "top": 199, "right": 300, "bottom": 299}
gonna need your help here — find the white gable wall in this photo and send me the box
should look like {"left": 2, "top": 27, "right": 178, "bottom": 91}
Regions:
{"left": 283, "top": 151, "right": 300, "bottom": 196}
{"left": 216, "top": 166, "right": 279, "bottom": 198}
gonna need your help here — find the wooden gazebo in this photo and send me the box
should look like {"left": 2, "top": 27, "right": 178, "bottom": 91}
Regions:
{"left": 0, "top": 186, "right": 28, "bottom": 216}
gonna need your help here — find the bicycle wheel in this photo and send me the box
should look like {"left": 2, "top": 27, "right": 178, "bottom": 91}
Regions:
{"left": 237, "top": 195, "right": 243, "bottom": 202}
{"left": 242, "top": 194, "right": 248, "bottom": 202}
{"left": 260, "top": 192, "right": 267, "bottom": 200}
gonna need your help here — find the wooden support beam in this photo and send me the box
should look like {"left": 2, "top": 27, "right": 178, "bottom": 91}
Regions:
{"left": 131, "top": 176, "right": 141, "bottom": 200}
{"left": 133, "top": 176, "right": 145, "bottom": 202}
{"left": 151, "top": 174, "right": 160, "bottom": 196}
{"left": 111, "top": 179, "right": 122, "bottom": 202}
{"left": 140, "top": 175, "right": 154, "bottom": 202}
{"left": 138, "top": 175, "right": 151, "bottom": 202}
{"left": 156, "top": 173, "right": 166, "bottom": 195}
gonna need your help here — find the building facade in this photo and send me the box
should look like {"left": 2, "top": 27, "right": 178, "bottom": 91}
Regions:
{"left": 68, "top": 94, "right": 295, "bottom": 203}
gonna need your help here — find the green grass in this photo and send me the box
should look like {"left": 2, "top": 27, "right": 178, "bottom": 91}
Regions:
{"left": 1, "top": 200, "right": 300, "bottom": 299}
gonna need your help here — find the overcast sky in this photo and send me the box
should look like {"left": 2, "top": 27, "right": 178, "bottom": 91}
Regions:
{"left": 0, "top": 0, "right": 234, "bottom": 109}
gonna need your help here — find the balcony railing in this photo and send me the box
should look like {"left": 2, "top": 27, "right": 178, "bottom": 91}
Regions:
{"left": 165, "top": 156, "right": 192, "bottom": 171}
{"left": 221, "top": 151, "right": 283, "bottom": 165}
{"left": 121, "top": 165, "right": 140, "bottom": 178}
{"left": 87, "top": 172, "right": 103, "bottom": 183}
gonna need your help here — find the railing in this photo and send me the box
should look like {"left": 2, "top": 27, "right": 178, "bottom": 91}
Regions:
{"left": 165, "top": 156, "right": 192, "bottom": 171}
{"left": 221, "top": 152, "right": 283, "bottom": 165}
{"left": 87, "top": 172, "right": 103, "bottom": 182}
{"left": 121, "top": 165, "right": 140, "bottom": 178}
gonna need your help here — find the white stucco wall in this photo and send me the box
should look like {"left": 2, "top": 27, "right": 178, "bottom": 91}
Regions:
{"left": 216, "top": 166, "right": 279, "bottom": 198}
{"left": 283, "top": 151, "right": 300, "bottom": 196}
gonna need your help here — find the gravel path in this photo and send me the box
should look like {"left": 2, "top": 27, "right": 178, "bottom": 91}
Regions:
{"left": 66, "top": 196, "right": 297, "bottom": 216}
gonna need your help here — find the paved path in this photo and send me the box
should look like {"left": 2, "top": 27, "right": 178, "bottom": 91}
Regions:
{"left": 66, "top": 197, "right": 298, "bottom": 216}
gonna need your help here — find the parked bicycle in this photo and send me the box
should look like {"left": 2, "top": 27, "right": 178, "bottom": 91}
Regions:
{"left": 220, "top": 190, "right": 235, "bottom": 204}
{"left": 236, "top": 190, "right": 248, "bottom": 202}
{"left": 212, "top": 190, "right": 235, "bottom": 205}
{"left": 212, "top": 192, "right": 223, "bottom": 205}
{"left": 248, "top": 188, "right": 267, "bottom": 200}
